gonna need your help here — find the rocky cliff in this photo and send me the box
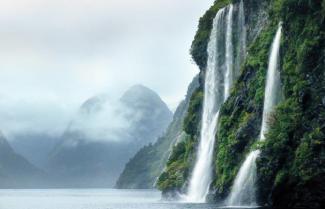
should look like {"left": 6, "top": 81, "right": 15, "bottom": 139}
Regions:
{"left": 157, "top": 0, "right": 325, "bottom": 208}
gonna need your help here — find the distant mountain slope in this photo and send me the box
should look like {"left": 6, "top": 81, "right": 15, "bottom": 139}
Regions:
{"left": 0, "top": 131, "right": 45, "bottom": 188}
{"left": 10, "top": 133, "right": 59, "bottom": 169}
{"left": 47, "top": 85, "right": 173, "bottom": 187}
{"left": 116, "top": 75, "right": 199, "bottom": 189}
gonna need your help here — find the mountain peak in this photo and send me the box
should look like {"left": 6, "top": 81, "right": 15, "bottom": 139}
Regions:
{"left": 122, "top": 84, "right": 160, "bottom": 99}
{"left": 121, "top": 85, "right": 170, "bottom": 112}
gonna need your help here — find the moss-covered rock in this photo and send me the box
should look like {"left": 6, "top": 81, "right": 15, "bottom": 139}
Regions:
{"left": 158, "top": 0, "right": 325, "bottom": 208}
{"left": 256, "top": 0, "right": 325, "bottom": 208}
{"left": 191, "top": 0, "right": 231, "bottom": 70}
{"left": 157, "top": 88, "right": 203, "bottom": 193}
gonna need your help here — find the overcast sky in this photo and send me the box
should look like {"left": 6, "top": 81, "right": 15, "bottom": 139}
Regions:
{"left": 0, "top": 0, "right": 214, "bottom": 137}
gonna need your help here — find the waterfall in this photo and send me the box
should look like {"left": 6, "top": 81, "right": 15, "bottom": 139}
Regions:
{"left": 227, "top": 24, "right": 282, "bottom": 206}
{"left": 227, "top": 150, "right": 260, "bottom": 206}
{"left": 225, "top": 5, "right": 234, "bottom": 99}
{"left": 185, "top": 4, "right": 235, "bottom": 203}
{"left": 260, "top": 24, "right": 282, "bottom": 140}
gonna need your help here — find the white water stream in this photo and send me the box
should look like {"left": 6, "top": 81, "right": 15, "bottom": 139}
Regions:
{"left": 185, "top": 4, "right": 237, "bottom": 203}
{"left": 227, "top": 24, "right": 282, "bottom": 206}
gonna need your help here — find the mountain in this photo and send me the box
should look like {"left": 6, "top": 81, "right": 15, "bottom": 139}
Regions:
{"left": 157, "top": 0, "right": 325, "bottom": 208}
{"left": 9, "top": 133, "right": 59, "bottom": 169}
{"left": 47, "top": 85, "right": 173, "bottom": 187}
{"left": 0, "top": 131, "right": 46, "bottom": 188}
{"left": 116, "top": 75, "right": 199, "bottom": 189}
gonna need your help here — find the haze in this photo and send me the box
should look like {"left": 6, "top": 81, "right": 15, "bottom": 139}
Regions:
{"left": 0, "top": 0, "right": 214, "bottom": 138}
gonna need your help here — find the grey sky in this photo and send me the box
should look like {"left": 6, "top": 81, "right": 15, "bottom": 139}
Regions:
{"left": 0, "top": 0, "right": 214, "bottom": 137}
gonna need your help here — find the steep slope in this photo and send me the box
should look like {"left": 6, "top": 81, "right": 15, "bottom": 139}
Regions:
{"left": 48, "top": 85, "right": 172, "bottom": 187}
{"left": 10, "top": 133, "right": 59, "bottom": 169}
{"left": 158, "top": 0, "right": 325, "bottom": 208}
{"left": 157, "top": 0, "right": 268, "bottom": 196}
{"left": 0, "top": 131, "right": 46, "bottom": 188}
{"left": 116, "top": 76, "right": 199, "bottom": 189}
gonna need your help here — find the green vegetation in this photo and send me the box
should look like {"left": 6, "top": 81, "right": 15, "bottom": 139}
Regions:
{"left": 256, "top": 0, "right": 325, "bottom": 207}
{"left": 158, "top": 0, "right": 325, "bottom": 207}
{"left": 157, "top": 0, "right": 236, "bottom": 194}
{"left": 191, "top": 0, "right": 231, "bottom": 70}
{"left": 115, "top": 143, "right": 160, "bottom": 189}
{"left": 157, "top": 88, "right": 203, "bottom": 192}
{"left": 116, "top": 76, "right": 199, "bottom": 189}
{"left": 213, "top": 23, "right": 278, "bottom": 197}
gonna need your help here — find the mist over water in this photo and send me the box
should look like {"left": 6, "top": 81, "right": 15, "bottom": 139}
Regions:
{"left": 0, "top": 189, "right": 265, "bottom": 209}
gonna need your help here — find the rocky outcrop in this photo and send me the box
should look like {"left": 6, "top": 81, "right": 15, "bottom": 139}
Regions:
{"left": 157, "top": 0, "right": 325, "bottom": 208}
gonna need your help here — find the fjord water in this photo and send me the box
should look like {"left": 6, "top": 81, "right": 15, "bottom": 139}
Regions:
{"left": 0, "top": 189, "right": 263, "bottom": 209}
{"left": 227, "top": 25, "right": 282, "bottom": 206}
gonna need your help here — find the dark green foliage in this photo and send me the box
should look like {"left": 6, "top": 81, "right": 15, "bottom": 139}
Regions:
{"left": 256, "top": 0, "right": 325, "bottom": 208}
{"left": 191, "top": 0, "right": 231, "bottom": 70}
{"left": 183, "top": 89, "right": 204, "bottom": 136}
{"left": 115, "top": 144, "right": 158, "bottom": 189}
{"left": 159, "top": 0, "right": 325, "bottom": 207}
{"left": 213, "top": 23, "right": 278, "bottom": 198}
{"left": 157, "top": 88, "right": 204, "bottom": 192}
{"left": 157, "top": 140, "right": 192, "bottom": 191}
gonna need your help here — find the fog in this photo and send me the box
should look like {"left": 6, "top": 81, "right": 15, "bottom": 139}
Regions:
{"left": 67, "top": 97, "right": 132, "bottom": 143}
{"left": 0, "top": 0, "right": 214, "bottom": 138}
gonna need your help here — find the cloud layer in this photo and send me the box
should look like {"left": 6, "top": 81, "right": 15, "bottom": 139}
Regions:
{"left": 0, "top": 0, "right": 214, "bottom": 137}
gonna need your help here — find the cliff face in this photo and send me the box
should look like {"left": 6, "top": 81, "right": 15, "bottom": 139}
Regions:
{"left": 158, "top": 0, "right": 325, "bottom": 208}
{"left": 256, "top": 1, "right": 325, "bottom": 207}
{"left": 157, "top": 0, "right": 269, "bottom": 195}
{"left": 116, "top": 76, "right": 199, "bottom": 189}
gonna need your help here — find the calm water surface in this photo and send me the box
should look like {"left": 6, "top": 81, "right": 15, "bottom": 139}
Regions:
{"left": 0, "top": 189, "right": 260, "bottom": 209}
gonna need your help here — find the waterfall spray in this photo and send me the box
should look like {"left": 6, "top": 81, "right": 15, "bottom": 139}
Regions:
{"left": 227, "top": 24, "right": 282, "bottom": 206}
{"left": 185, "top": 4, "right": 235, "bottom": 203}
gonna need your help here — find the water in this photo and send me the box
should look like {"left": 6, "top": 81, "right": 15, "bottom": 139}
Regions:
{"left": 259, "top": 25, "right": 282, "bottom": 140}
{"left": 0, "top": 189, "right": 261, "bottom": 209}
{"left": 227, "top": 25, "right": 282, "bottom": 206}
{"left": 225, "top": 4, "right": 234, "bottom": 99}
{"left": 186, "top": 2, "right": 248, "bottom": 202}
{"left": 185, "top": 5, "right": 231, "bottom": 203}
{"left": 227, "top": 150, "right": 260, "bottom": 206}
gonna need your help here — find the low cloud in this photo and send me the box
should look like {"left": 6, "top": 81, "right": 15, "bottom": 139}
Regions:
{"left": 0, "top": 0, "right": 214, "bottom": 138}
{"left": 67, "top": 98, "right": 133, "bottom": 143}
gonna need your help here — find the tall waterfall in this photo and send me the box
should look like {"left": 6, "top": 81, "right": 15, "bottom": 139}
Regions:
{"left": 185, "top": 4, "right": 237, "bottom": 203}
{"left": 227, "top": 24, "right": 282, "bottom": 206}
{"left": 225, "top": 5, "right": 234, "bottom": 99}
{"left": 260, "top": 25, "right": 282, "bottom": 140}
